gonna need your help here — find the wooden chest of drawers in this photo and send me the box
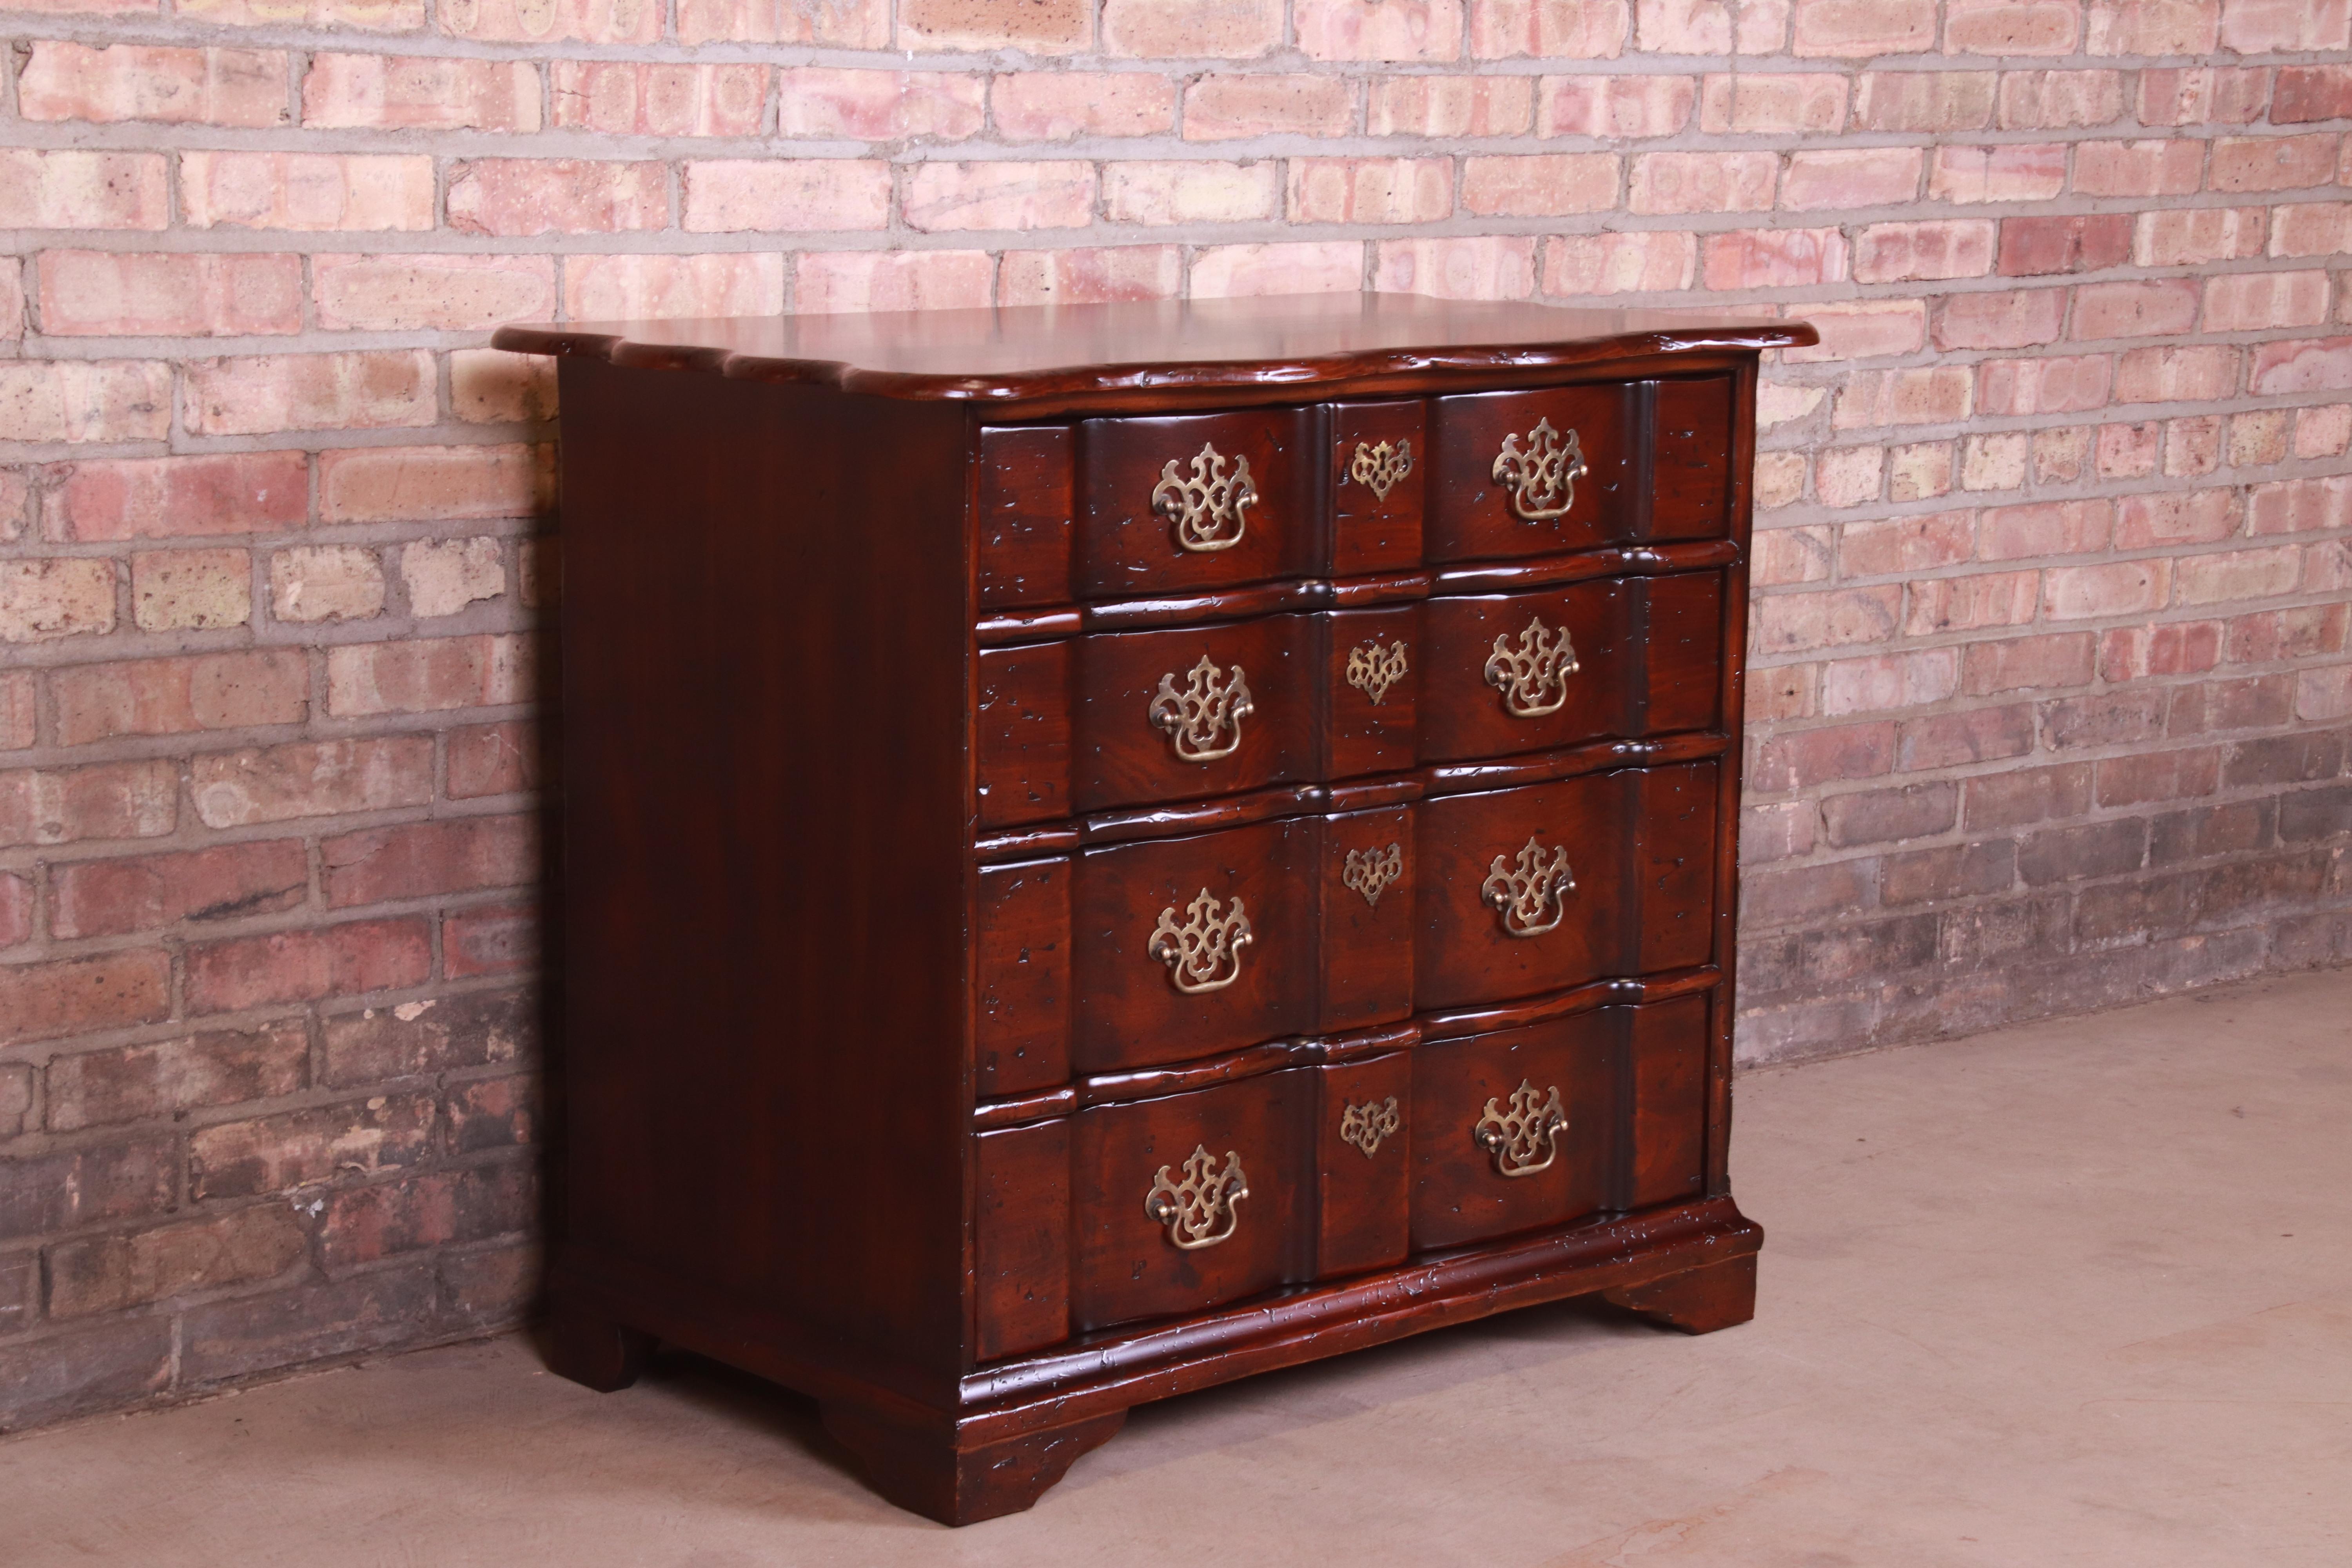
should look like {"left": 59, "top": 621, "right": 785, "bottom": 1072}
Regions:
{"left": 495, "top": 294, "right": 1814, "bottom": 1526}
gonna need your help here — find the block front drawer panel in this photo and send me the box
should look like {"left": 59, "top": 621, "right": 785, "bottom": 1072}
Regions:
{"left": 973, "top": 995, "right": 1713, "bottom": 1356}
{"left": 974, "top": 760, "right": 1719, "bottom": 1089}
{"left": 974, "top": 571, "right": 1723, "bottom": 826}
{"left": 976, "top": 375, "right": 1733, "bottom": 607}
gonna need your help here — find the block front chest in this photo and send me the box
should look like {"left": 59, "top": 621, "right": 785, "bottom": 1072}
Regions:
{"left": 497, "top": 295, "right": 1814, "bottom": 1526}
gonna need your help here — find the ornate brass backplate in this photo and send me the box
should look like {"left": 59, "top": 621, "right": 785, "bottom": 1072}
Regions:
{"left": 1342, "top": 842, "right": 1403, "bottom": 910}
{"left": 1345, "top": 639, "right": 1409, "bottom": 706}
{"left": 1347, "top": 438, "right": 1414, "bottom": 501}
{"left": 1152, "top": 442, "right": 1256, "bottom": 552}
{"left": 1474, "top": 1080, "right": 1567, "bottom": 1178}
{"left": 1481, "top": 837, "right": 1575, "bottom": 938}
{"left": 1149, "top": 653, "right": 1254, "bottom": 762}
{"left": 1339, "top": 1096, "right": 1401, "bottom": 1159}
{"left": 1490, "top": 417, "right": 1588, "bottom": 522}
{"left": 1145, "top": 1145, "right": 1249, "bottom": 1249}
{"left": 1148, "top": 887, "right": 1253, "bottom": 993}
{"left": 1483, "top": 615, "right": 1579, "bottom": 718}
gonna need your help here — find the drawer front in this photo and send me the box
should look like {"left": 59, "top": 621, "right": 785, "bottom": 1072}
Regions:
{"left": 1073, "top": 616, "right": 1316, "bottom": 814}
{"left": 1414, "top": 762, "right": 1720, "bottom": 1011}
{"left": 1419, "top": 571, "right": 1723, "bottom": 764}
{"left": 1331, "top": 399, "right": 1425, "bottom": 574}
{"left": 978, "top": 425, "right": 1073, "bottom": 609}
{"left": 1071, "top": 1073, "right": 1308, "bottom": 1332}
{"left": 1427, "top": 383, "right": 1634, "bottom": 562}
{"left": 1652, "top": 376, "right": 1735, "bottom": 540}
{"left": 1078, "top": 410, "right": 1319, "bottom": 599}
{"left": 1410, "top": 995, "right": 1709, "bottom": 1251}
{"left": 1311, "top": 1051, "right": 1413, "bottom": 1278}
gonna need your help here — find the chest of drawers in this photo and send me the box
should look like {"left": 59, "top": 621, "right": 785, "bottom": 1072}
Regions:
{"left": 494, "top": 294, "right": 1814, "bottom": 1526}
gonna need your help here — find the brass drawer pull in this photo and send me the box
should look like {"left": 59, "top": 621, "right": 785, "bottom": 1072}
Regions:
{"left": 1474, "top": 1081, "right": 1567, "bottom": 1178}
{"left": 1149, "top": 888, "right": 1252, "bottom": 993}
{"left": 1339, "top": 1096, "right": 1400, "bottom": 1159}
{"left": 1347, "top": 438, "right": 1413, "bottom": 501}
{"left": 1481, "top": 838, "right": 1575, "bottom": 937}
{"left": 1342, "top": 842, "right": 1402, "bottom": 910}
{"left": 1146, "top": 1145, "right": 1249, "bottom": 1249}
{"left": 1153, "top": 441, "right": 1255, "bottom": 552}
{"left": 1492, "top": 417, "right": 1587, "bottom": 521}
{"left": 1150, "top": 654, "right": 1252, "bottom": 762}
{"left": 1483, "top": 615, "right": 1577, "bottom": 718}
{"left": 1345, "top": 638, "right": 1408, "bottom": 705}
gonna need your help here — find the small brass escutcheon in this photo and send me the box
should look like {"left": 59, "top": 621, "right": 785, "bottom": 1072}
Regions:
{"left": 1474, "top": 1081, "right": 1567, "bottom": 1178}
{"left": 1153, "top": 442, "right": 1256, "bottom": 552}
{"left": 1149, "top": 887, "right": 1254, "bottom": 993}
{"left": 1342, "top": 842, "right": 1403, "bottom": 910}
{"left": 1345, "top": 639, "right": 1409, "bottom": 706}
{"left": 1149, "top": 653, "right": 1254, "bottom": 762}
{"left": 1483, "top": 615, "right": 1579, "bottom": 718}
{"left": 1145, "top": 1145, "right": 1249, "bottom": 1249}
{"left": 1481, "top": 838, "right": 1575, "bottom": 938}
{"left": 1491, "top": 417, "right": 1588, "bottom": 523}
{"left": 1339, "top": 1096, "right": 1401, "bottom": 1159}
{"left": 1347, "top": 438, "right": 1414, "bottom": 501}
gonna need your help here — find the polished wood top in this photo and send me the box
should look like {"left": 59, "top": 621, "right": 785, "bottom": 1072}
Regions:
{"left": 491, "top": 292, "right": 1816, "bottom": 404}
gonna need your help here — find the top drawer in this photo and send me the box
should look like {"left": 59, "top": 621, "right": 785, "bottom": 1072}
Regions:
{"left": 976, "top": 378, "right": 1736, "bottom": 608}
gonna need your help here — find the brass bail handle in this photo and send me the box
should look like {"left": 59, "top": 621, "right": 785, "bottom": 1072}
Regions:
{"left": 1154, "top": 441, "right": 1255, "bottom": 552}
{"left": 1474, "top": 1081, "right": 1567, "bottom": 1178}
{"left": 1145, "top": 1145, "right": 1249, "bottom": 1249}
{"left": 1481, "top": 838, "right": 1575, "bottom": 938}
{"left": 1492, "top": 417, "right": 1588, "bottom": 522}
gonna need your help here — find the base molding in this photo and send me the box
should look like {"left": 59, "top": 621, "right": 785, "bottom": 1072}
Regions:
{"left": 543, "top": 1196, "right": 1762, "bottom": 1524}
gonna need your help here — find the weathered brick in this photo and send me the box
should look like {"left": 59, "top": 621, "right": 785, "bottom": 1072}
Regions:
{"left": 1996, "top": 213, "right": 2132, "bottom": 277}
{"left": 2017, "top": 819, "right": 2147, "bottom": 885}
{"left": 1964, "top": 763, "right": 2092, "bottom": 830}
{"left": 1106, "top": 163, "right": 1280, "bottom": 227}
{"left": 1962, "top": 632, "right": 2097, "bottom": 695}
{"left": 558, "top": 62, "right": 768, "bottom": 137}
{"left": 49, "top": 1205, "right": 308, "bottom": 1319}
{"left": 1821, "top": 782, "right": 1958, "bottom": 848}
{"left": 681, "top": 161, "right": 891, "bottom": 234}
{"left": 1182, "top": 74, "right": 1356, "bottom": 139}
{"left": 1751, "top": 721, "right": 1896, "bottom": 791}
{"left": 0, "top": 759, "right": 176, "bottom": 849}
{"left": 1897, "top": 705, "right": 2036, "bottom": 771}
{"left": 20, "top": 42, "right": 288, "bottom": 127}
{"left": 681, "top": 0, "right": 886, "bottom": 44}
{"left": 38, "top": 251, "right": 302, "bottom": 336}
{"left": 0, "top": 1135, "right": 174, "bottom": 1240}
{"left": 191, "top": 737, "right": 434, "bottom": 829}
{"left": 130, "top": 548, "right": 249, "bottom": 632}
{"left": 191, "top": 1094, "right": 435, "bottom": 1202}
{"left": 995, "top": 73, "right": 1177, "bottom": 140}
{"left": 1464, "top": 154, "right": 1620, "bottom": 217}
{"left": 181, "top": 152, "right": 434, "bottom": 231}
{"left": 1882, "top": 839, "right": 2016, "bottom": 906}
{"left": 0, "top": 559, "right": 116, "bottom": 644}
{"left": 1372, "top": 74, "right": 1535, "bottom": 136}
{"left": 444, "top": 901, "right": 537, "bottom": 977}
{"left": 305, "top": 52, "right": 541, "bottom": 131}
{"left": 187, "top": 917, "right": 432, "bottom": 1014}
{"left": 325, "top": 635, "right": 534, "bottom": 718}
{"left": 1742, "top": 857, "right": 1882, "bottom": 927}
{"left": 2045, "top": 690, "right": 2168, "bottom": 751}
{"left": 323, "top": 816, "right": 536, "bottom": 908}
{"left": 1904, "top": 571, "right": 2039, "bottom": 635}
{"left": 319, "top": 1161, "right": 535, "bottom": 1271}
{"left": 319, "top": 445, "right": 551, "bottom": 525}
{"left": 1370, "top": 237, "right": 1537, "bottom": 300}
{"left": 1470, "top": 0, "right": 1632, "bottom": 58}
{"left": 179, "top": 1262, "right": 437, "bottom": 1385}
{"left": 314, "top": 254, "right": 557, "bottom": 332}
{"left": 0, "top": 149, "right": 169, "bottom": 230}
{"left": 0, "top": 1318, "right": 171, "bottom": 1430}
{"left": 320, "top": 987, "right": 534, "bottom": 1088}
{"left": 53, "top": 840, "right": 309, "bottom": 939}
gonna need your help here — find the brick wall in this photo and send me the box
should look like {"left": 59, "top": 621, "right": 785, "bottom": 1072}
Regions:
{"left": 4, "top": 0, "right": 2350, "bottom": 1431}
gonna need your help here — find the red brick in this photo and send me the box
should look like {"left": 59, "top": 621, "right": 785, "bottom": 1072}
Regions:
{"left": 318, "top": 1162, "right": 535, "bottom": 1271}
{"left": 993, "top": 72, "right": 1177, "bottom": 140}
{"left": 319, "top": 987, "right": 534, "bottom": 1088}
{"left": 1855, "top": 220, "right": 1996, "bottom": 283}
{"left": 1929, "top": 144, "right": 2066, "bottom": 203}
{"left": 1822, "top": 782, "right": 1958, "bottom": 848}
{"left": 322, "top": 815, "right": 537, "bottom": 908}
{"left": 1905, "top": 571, "right": 2040, "bottom": 635}
{"left": 1897, "top": 704, "right": 2035, "bottom": 771}
{"left": 1468, "top": 0, "right": 1631, "bottom": 57}
{"left": 557, "top": 61, "right": 769, "bottom": 137}
{"left": 40, "top": 452, "right": 307, "bottom": 545}
{"left": 1933, "top": 288, "right": 2066, "bottom": 351}
{"left": 1627, "top": 152, "right": 1774, "bottom": 215}
{"left": 2249, "top": 476, "right": 2352, "bottom": 536}
{"left": 2275, "top": 65, "right": 2352, "bottom": 124}
{"left": 1368, "top": 237, "right": 1536, "bottom": 301}
{"left": 1700, "top": 228, "right": 1848, "bottom": 290}
{"left": 2114, "top": 344, "right": 2239, "bottom": 403}
{"left": 18, "top": 42, "right": 288, "bottom": 127}
{"left": 2103, "top": 620, "right": 2225, "bottom": 682}
{"left": 1978, "top": 499, "right": 2112, "bottom": 559}
{"left": 1852, "top": 71, "right": 1994, "bottom": 132}
{"left": 1996, "top": 69, "right": 2124, "bottom": 129}
{"left": 2174, "top": 546, "right": 2303, "bottom": 606}
{"left": 445, "top": 0, "right": 666, "bottom": 42}
{"left": 564, "top": 254, "right": 783, "bottom": 320}
{"left": 1753, "top": 722, "right": 1897, "bottom": 793}
{"left": 445, "top": 900, "right": 538, "bottom": 977}
{"left": 1741, "top": 858, "right": 1882, "bottom": 928}
{"left": 38, "top": 250, "right": 303, "bottom": 336}
{"left": 0, "top": 558, "right": 117, "bottom": 643}
{"left": 2072, "top": 140, "right": 2203, "bottom": 198}
{"left": 178, "top": 1263, "right": 437, "bottom": 1385}
{"left": 1102, "top": 0, "right": 1277, "bottom": 56}
{"left": 185, "top": 352, "right": 436, "bottom": 438}
{"left": 447, "top": 160, "right": 666, "bottom": 237}
{"left": 53, "top": 840, "right": 309, "bottom": 939}
{"left": 2115, "top": 490, "right": 2241, "bottom": 550}
{"left": 1462, "top": 154, "right": 1619, "bottom": 217}
{"left": 1756, "top": 586, "right": 1904, "bottom": 653}
{"left": 0, "top": 759, "right": 177, "bottom": 849}
{"left": 2209, "top": 135, "right": 2340, "bottom": 195}
{"left": 325, "top": 635, "right": 534, "bottom": 718}
{"left": 46, "top": 1021, "right": 307, "bottom": 1132}
{"left": 304, "top": 52, "right": 541, "bottom": 131}
{"left": 449, "top": 1076, "right": 538, "bottom": 1154}
{"left": 0, "top": 873, "right": 28, "bottom": 949}
{"left": 1182, "top": 74, "right": 1356, "bottom": 140}
{"left": 180, "top": 152, "right": 434, "bottom": 231}
{"left": 2225, "top": 605, "right": 2345, "bottom": 664}
{"left": 1793, "top": 0, "right": 1936, "bottom": 55}
{"left": 186, "top": 917, "right": 432, "bottom": 1014}
{"left": 0, "top": 951, "right": 171, "bottom": 1047}
{"left": 1000, "top": 247, "right": 1184, "bottom": 307}
{"left": 1780, "top": 148, "right": 1922, "bottom": 211}
{"left": 2249, "top": 336, "right": 2352, "bottom": 396}
{"left": 0, "top": 1318, "right": 174, "bottom": 1430}
{"left": 2137, "top": 65, "right": 2269, "bottom": 125}
{"left": 319, "top": 445, "right": 552, "bottom": 525}
{"left": 2073, "top": 279, "right": 2200, "bottom": 341}
{"left": 191, "top": 737, "right": 434, "bottom": 829}
{"left": 679, "top": 0, "right": 886, "bottom": 43}
{"left": 681, "top": 160, "right": 892, "bottom": 233}
{"left": 1996, "top": 213, "right": 2132, "bottom": 276}
{"left": 2136, "top": 207, "right": 2263, "bottom": 267}
{"left": 0, "top": 1136, "right": 175, "bottom": 1243}
{"left": 1537, "top": 74, "right": 1694, "bottom": 138}
{"left": 1882, "top": 840, "right": 2017, "bottom": 905}
{"left": 313, "top": 254, "right": 557, "bottom": 332}
{"left": 1838, "top": 512, "right": 1973, "bottom": 577}
{"left": 1372, "top": 74, "right": 1535, "bottom": 136}
{"left": 1550, "top": 231, "right": 1698, "bottom": 295}
{"left": 189, "top": 1095, "right": 435, "bottom": 1200}
{"left": 1819, "top": 650, "right": 1960, "bottom": 715}
{"left": 0, "top": 149, "right": 169, "bottom": 230}
{"left": 1833, "top": 367, "right": 1974, "bottom": 428}
{"left": 47, "top": 1205, "right": 308, "bottom": 1319}
{"left": 1962, "top": 632, "right": 2097, "bottom": 695}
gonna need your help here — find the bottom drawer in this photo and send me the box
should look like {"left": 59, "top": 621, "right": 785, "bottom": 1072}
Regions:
{"left": 1410, "top": 996, "right": 1710, "bottom": 1252}
{"left": 970, "top": 996, "right": 1713, "bottom": 1358}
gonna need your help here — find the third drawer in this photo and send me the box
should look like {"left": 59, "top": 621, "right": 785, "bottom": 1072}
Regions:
{"left": 976, "top": 759, "right": 1720, "bottom": 1091}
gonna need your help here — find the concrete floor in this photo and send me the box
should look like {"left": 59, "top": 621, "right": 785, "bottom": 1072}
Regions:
{"left": 4, "top": 970, "right": 2348, "bottom": 1566}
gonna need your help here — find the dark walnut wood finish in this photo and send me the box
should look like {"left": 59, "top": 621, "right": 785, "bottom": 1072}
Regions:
{"left": 496, "top": 294, "right": 1812, "bottom": 1527}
